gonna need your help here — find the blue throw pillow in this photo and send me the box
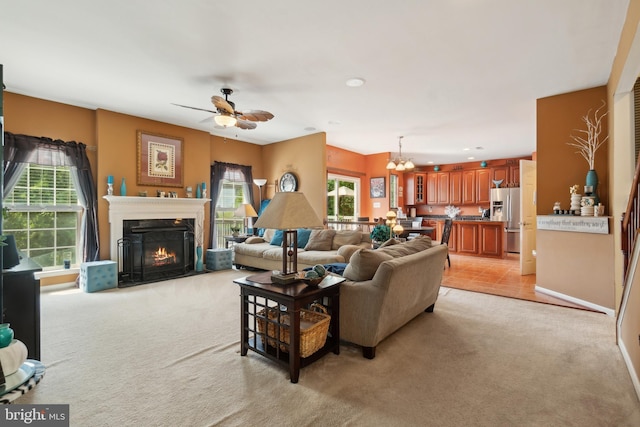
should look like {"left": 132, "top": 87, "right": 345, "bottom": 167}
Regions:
{"left": 297, "top": 228, "right": 312, "bottom": 248}
{"left": 270, "top": 230, "right": 284, "bottom": 246}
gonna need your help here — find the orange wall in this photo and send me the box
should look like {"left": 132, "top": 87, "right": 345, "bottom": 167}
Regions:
{"left": 262, "top": 132, "right": 327, "bottom": 219}
{"left": 536, "top": 86, "right": 609, "bottom": 214}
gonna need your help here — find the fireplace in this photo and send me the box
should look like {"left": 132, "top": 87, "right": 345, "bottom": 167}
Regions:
{"left": 119, "top": 219, "right": 194, "bottom": 284}
{"left": 103, "top": 195, "right": 210, "bottom": 286}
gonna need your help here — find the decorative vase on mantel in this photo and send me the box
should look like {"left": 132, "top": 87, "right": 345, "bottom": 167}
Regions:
{"left": 586, "top": 169, "right": 599, "bottom": 204}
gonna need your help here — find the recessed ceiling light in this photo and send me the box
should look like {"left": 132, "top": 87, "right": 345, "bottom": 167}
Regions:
{"left": 346, "top": 77, "right": 365, "bottom": 87}
{"left": 304, "top": 127, "right": 316, "bottom": 132}
{"left": 467, "top": 156, "right": 475, "bottom": 160}
{"left": 427, "top": 161, "right": 434, "bottom": 164}
{"left": 475, "top": 146, "right": 484, "bottom": 150}
{"left": 463, "top": 148, "right": 470, "bottom": 151}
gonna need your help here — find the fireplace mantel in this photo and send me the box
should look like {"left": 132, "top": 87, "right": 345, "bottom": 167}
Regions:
{"left": 103, "top": 196, "right": 210, "bottom": 262}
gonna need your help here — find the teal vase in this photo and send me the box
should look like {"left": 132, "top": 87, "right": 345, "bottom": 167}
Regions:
{"left": 195, "top": 246, "right": 203, "bottom": 272}
{"left": 586, "top": 169, "right": 598, "bottom": 204}
{"left": 0, "top": 323, "right": 14, "bottom": 348}
{"left": 120, "top": 178, "right": 127, "bottom": 196}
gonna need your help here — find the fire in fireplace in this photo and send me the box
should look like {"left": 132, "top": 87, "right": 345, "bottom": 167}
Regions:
{"left": 118, "top": 218, "right": 195, "bottom": 285}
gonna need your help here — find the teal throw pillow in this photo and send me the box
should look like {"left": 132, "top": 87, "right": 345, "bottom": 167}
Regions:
{"left": 297, "top": 229, "right": 312, "bottom": 248}
{"left": 270, "top": 230, "right": 284, "bottom": 246}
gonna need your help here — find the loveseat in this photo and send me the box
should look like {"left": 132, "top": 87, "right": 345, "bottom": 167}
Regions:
{"left": 338, "top": 236, "right": 449, "bottom": 359}
{"left": 232, "top": 228, "right": 372, "bottom": 271}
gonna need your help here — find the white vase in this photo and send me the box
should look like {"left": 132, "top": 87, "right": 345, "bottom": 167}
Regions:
{"left": 0, "top": 339, "right": 28, "bottom": 376}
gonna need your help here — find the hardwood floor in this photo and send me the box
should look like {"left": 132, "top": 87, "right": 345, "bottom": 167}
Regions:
{"left": 441, "top": 253, "right": 598, "bottom": 312}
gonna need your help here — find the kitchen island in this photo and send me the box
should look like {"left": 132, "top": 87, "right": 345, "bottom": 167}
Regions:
{"left": 434, "top": 219, "right": 507, "bottom": 259}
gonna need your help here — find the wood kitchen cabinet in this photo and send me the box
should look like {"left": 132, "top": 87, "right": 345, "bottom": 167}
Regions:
{"left": 437, "top": 172, "right": 449, "bottom": 204}
{"left": 415, "top": 173, "right": 426, "bottom": 204}
{"left": 479, "top": 223, "right": 504, "bottom": 257}
{"left": 476, "top": 169, "right": 491, "bottom": 205}
{"left": 449, "top": 171, "right": 463, "bottom": 205}
{"left": 426, "top": 173, "right": 437, "bottom": 205}
{"left": 458, "top": 222, "right": 479, "bottom": 254}
{"left": 510, "top": 164, "right": 520, "bottom": 187}
{"left": 492, "top": 166, "right": 509, "bottom": 185}
{"left": 462, "top": 170, "right": 476, "bottom": 204}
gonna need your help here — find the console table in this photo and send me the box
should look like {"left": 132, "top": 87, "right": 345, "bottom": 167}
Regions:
{"left": 2, "top": 256, "right": 42, "bottom": 360}
{"left": 234, "top": 273, "right": 344, "bottom": 383}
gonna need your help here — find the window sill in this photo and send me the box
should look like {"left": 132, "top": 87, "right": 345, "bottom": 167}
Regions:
{"left": 34, "top": 267, "right": 80, "bottom": 280}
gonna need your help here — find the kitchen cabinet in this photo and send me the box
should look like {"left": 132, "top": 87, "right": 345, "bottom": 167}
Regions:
{"left": 415, "top": 173, "right": 426, "bottom": 204}
{"left": 479, "top": 223, "right": 504, "bottom": 257}
{"left": 458, "top": 222, "right": 479, "bottom": 254}
{"left": 492, "top": 166, "right": 509, "bottom": 185}
{"left": 437, "top": 172, "right": 449, "bottom": 204}
{"left": 449, "top": 171, "right": 463, "bottom": 205}
{"left": 462, "top": 170, "right": 476, "bottom": 204}
{"left": 426, "top": 173, "right": 437, "bottom": 205}
{"left": 510, "top": 164, "right": 520, "bottom": 187}
{"left": 436, "top": 220, "right": 505, "bottom": 258}
{"left": 476, "top": 169, "right": 491, "bottom": 205}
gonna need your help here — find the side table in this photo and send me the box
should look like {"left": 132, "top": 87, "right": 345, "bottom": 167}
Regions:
{"left": 1, "top": 360, "right": 46, "bottom": 404}
{"left": 234, "top": 273, "right": 344, "bottom": 383}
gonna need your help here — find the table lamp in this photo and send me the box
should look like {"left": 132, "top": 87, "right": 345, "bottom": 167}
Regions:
{"left": 253, "top": 192, "right": 323, "bottom": 284}
{"left": 234, "top": 203, "right": 259, "bottom": 235}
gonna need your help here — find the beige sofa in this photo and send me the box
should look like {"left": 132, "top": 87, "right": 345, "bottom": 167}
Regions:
{"left": 232, "top": 228, "right": 372, "bottom": 271}
{"left": 338, "top": 237, "right": 449, "bottom": 359}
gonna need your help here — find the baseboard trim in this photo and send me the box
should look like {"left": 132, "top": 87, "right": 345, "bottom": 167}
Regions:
{"left": 618, "top": 337, "right": 640, "bottom": 402}
{"left": 534, "top": 285, "right": 615, "bottom": 316}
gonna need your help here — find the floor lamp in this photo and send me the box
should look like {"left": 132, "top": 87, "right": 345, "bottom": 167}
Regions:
{"left": 253, "top": 179, "right": 267, "bottom": 207}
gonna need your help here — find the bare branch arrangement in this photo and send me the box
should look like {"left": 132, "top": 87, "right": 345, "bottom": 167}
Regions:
{"left": 566, "top": 100, "right": 608, "bottom": 170}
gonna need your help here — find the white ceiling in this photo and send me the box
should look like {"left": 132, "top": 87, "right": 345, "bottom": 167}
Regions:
{"left": 0, "top": 0, "right": 629, "bottom": 165}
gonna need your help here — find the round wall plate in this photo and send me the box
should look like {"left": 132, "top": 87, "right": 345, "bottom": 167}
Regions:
{"left": 279, "top": 172, "right": 298, "bottom": 192}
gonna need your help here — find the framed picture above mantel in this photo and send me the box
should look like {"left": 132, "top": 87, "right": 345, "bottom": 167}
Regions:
{"left": 137, "top": 131, "right": 184, "bottom": 187}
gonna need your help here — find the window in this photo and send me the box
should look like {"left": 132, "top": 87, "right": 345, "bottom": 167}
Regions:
{"left": 327, "top": 174, "right": 359, "bottom": 220}
{"left": 3, "top": 164, "right": 81, "bottom": 268}
{"left": 214, "top": 175, "right": 250, "bottom": 247}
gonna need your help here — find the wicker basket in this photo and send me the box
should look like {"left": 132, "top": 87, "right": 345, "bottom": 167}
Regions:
{"left": 256, "top": 303, "right": 330, "bottom": 358}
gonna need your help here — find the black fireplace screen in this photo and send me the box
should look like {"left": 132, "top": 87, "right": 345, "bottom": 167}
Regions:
{"left": 119, "top": 219, "right": 194, "bottom": 284}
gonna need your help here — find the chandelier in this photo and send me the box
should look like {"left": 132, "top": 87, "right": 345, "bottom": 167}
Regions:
{"left": 386, "top": 136, "right": 415, "bottom": 171}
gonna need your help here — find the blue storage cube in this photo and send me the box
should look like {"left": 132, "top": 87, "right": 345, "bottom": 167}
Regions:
{"left": 80, "top": 260, "right": 118, "bottom": 292}
{"left": 206, "top": 248, "right": 233, "bottom": 271}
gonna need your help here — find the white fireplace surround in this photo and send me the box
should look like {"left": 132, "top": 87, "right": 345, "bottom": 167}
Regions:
{"left": 103, "top": 196, "right": 210, "bottom": 264}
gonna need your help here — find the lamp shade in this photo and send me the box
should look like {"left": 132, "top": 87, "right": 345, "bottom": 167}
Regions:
{"left": 254, "top": 192, "right": 322, "bottom": 230}
{"left": 234, "top": 203, "right": 258, "bottom": 218}
{"left": 253, "top": 178, "right": 267, "bottom": 186}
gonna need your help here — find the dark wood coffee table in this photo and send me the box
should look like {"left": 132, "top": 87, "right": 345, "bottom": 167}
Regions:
{"left": 234, "top": 272, "right": 344, "bottom": 383}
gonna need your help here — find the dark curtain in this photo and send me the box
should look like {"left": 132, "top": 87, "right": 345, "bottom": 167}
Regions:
{"left": 3, "top": 132, "right": 100, "bottom": 262}
{"left": 209, "top": 161, "right": 254, "bottom": 248}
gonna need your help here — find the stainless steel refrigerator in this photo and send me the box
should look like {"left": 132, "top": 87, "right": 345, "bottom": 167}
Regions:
{"left": 490, "top": 188, "right": 520, "bottom": 253}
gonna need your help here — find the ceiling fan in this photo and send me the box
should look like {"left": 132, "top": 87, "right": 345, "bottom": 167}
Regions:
{"left": 172, "top": 88, "right": 274, "bottom": 130}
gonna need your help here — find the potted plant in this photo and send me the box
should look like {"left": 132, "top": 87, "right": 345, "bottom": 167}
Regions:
{"left": 230, "top": 226, "right": 241, "bottom": 237}
{"left": 370, "top": 225, "right": 391, "bottom": 245}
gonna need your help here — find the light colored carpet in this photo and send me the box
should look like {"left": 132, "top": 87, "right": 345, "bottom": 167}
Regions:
{"left": 16, "top": 269, "right": 640, "bottom": 426}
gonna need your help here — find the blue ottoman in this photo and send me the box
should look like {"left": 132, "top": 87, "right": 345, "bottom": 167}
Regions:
{"left": 80, "top": 260, "right": 118, "bottom": 292}
{"left": 206, "top": 248, "right": 233, "bottom": 271}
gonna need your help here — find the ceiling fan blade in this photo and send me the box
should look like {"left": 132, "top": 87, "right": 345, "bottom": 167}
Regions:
{"left": 171, "top": 103, "right": 217, "bottom": 114}
{"left": 211, "top": 96, "right": 235, "bottom": 115}
{"left": 235, "top": 119, "right": 257, "bottom": 130}
{"left": 237, "top": 110, "right": 274, "bottom": 122}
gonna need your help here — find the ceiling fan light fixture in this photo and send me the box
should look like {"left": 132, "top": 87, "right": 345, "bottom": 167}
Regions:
{"left": 214, "top": 113, "right": 237, "bottom": 128}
